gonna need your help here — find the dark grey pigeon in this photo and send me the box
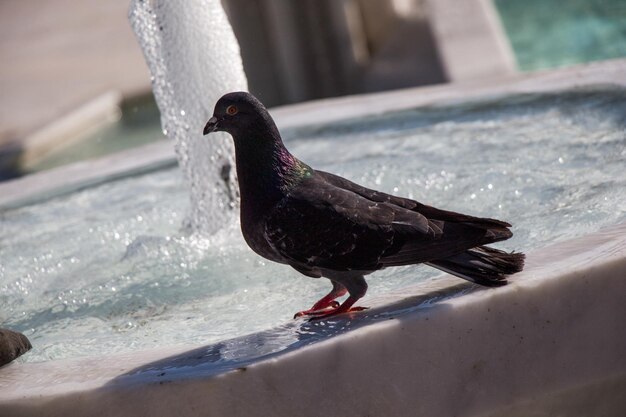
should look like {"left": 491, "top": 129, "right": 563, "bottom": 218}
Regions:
{"left": 204, "top": 92, "right": 524, "bottom": 319}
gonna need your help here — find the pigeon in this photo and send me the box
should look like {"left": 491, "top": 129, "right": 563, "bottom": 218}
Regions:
{"left": 204, "top": 92, "right": 525, "bottom": 319}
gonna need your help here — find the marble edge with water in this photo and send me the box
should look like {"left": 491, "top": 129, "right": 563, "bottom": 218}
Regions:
{"left": 0, "top": 222, "right": 623, "bottom": 401}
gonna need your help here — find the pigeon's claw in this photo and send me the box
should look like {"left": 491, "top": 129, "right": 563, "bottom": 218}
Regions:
{"left": 294, "top": 303, "right": 339, "bottom": 319}
{"left": 307, "top": 296, "right": 368, "bottom": 321}
{"left": 307, "top": 306, "right": 368, "bottom": 321}
{"left": 294, "top": 282, "right": 348, "bottom": 318}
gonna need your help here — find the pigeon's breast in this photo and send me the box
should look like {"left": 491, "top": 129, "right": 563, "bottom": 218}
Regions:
{"left": 240, "top": 205, "right": 286, "bottom": 263}
{"left": 242, "top": 223, "right": 285, "bottom": 263}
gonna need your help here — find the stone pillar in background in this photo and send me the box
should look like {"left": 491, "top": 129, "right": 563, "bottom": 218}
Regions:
{"left": 425, "top": 0, "right": 517, "bottom": 81}
{"left": 223, "top": 0, "right": 447, "bottom": 106}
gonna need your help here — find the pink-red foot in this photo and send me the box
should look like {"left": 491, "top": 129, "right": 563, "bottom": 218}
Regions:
{"left": 308, "top": 306, "right": 368, "bottom": 321}
{"left": 293, "top": 301, "right": 340, "bottom": 318}
{"left": 305, "top": 295, "right": 367, "bottom": 320}
{"left": 294, "top": 283, "right": 348, "bottom": 318}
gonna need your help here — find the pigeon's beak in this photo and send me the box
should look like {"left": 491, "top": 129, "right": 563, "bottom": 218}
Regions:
{"left": 203, "top": 116, "right": 219, "bottom": 135}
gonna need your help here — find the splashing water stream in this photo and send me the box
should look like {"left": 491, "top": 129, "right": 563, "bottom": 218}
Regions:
{"left": 129, "top": 0, "right": 247, "bottom": 234}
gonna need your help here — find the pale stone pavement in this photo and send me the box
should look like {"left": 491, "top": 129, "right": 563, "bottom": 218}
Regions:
{"left": 0, "top": 0, "right": 151, "bottom": 146}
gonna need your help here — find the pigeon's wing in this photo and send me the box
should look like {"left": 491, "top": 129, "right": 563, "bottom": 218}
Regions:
{"left": 316, "top": 170, "right": 511, "bottom": 228}
{"left": 263, "top": 178, "right": 436, "bottom": 271}
{"left": 314, "top": 170, "right": 515, "bottom": 265}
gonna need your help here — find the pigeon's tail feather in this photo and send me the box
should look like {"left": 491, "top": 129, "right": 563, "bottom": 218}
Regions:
{"left": 426, "top": 246, "right": 525, "bottom": 287}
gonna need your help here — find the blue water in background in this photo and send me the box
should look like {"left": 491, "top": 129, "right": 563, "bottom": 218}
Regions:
{"left": 495, "top": 0, "right": 626, "bottom": 71}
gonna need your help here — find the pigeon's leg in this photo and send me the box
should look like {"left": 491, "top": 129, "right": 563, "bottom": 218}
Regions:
{"left": 309, "top": 274, "right": 368, "bottom": 320}
{"left": 294, "top": 280, "right": 347, "bottom": 318}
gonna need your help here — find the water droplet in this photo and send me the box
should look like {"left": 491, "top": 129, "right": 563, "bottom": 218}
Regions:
{"left": 470, "top": 193, "right": 476, "bottom": 200}
{"left": 487, "top": 183, "right": 493, "bottom": 190}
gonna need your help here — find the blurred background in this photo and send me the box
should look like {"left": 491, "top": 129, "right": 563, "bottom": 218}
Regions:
{"left": 1, "top": 0, "right": 625, "bottom": 179}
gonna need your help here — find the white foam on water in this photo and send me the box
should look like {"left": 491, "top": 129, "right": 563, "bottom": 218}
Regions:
{"left": 129, "top": 0, "right": 247, "bottom": 234}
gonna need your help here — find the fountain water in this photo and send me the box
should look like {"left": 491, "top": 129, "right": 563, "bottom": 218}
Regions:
{"left": 129, "top": 0, "right": 247, "bottom": 234}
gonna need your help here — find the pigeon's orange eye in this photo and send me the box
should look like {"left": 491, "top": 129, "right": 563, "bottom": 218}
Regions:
{"left": 226, "top": 105, "right": 238, "bottom": 116}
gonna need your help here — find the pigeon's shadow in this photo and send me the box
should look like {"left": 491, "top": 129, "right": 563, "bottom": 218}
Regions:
{"left": 108, "top": 280, "right": 484, "bottom": 386}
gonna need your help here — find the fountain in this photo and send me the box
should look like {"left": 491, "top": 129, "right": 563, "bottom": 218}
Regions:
{"left": 129, "top": 0, "right": 247, "bottom": 234}
{"left": 0, "top": 0, "right": 625, "bottom": 415}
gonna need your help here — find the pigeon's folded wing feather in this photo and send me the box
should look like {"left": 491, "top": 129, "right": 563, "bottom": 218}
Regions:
{"left": 317, "top": 170, "right": 511, "bottom": 228}
{"left": 263, "top": 181, "right": 436, "bottom": 271}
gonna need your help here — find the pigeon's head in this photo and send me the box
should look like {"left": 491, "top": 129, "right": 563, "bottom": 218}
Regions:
{"left": 203, "top": 92, "right": 270, "bottom": 136}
